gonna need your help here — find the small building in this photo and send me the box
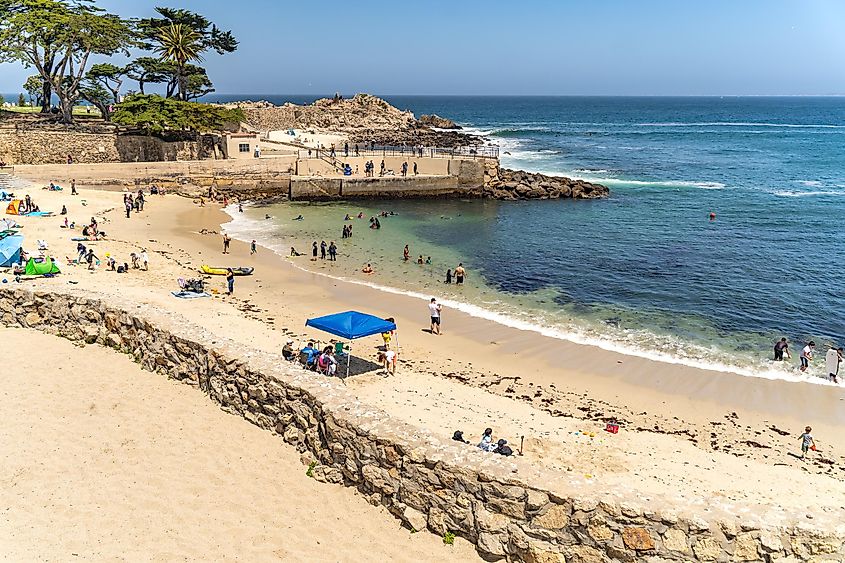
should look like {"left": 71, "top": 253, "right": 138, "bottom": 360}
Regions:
{"left": 223, "top": 133, "right": 261, "bottom": 159}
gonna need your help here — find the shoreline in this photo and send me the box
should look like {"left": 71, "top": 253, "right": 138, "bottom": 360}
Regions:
{"left": 221, "top": 201, "right": 834, "bottom": 387}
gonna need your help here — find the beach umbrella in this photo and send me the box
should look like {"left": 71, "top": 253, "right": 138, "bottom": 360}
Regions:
{"left": 305, "top": 311, "right": 397, "bottom": 378}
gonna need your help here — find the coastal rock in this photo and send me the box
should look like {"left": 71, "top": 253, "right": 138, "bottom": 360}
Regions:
{"left": 484, "top": 168, "right": 608, "bottom": 201}
{"left": 418, "top": 114, "right": 461, "bottom": 129}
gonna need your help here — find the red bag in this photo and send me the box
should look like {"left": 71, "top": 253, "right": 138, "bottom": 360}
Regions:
{"left": 605, "top": 423, "right": 619, "bottom": 434}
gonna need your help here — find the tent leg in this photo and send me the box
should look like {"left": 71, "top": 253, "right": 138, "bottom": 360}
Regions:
{"left": 346, "top": 346, "right": 351, "bottom": 380}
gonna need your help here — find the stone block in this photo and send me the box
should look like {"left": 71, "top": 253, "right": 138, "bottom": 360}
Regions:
{"left": 661, "top": 528, "right": 690, "bottom": 554}
{"left": 622, "top": 527, "right": 655, "bottom": 551}
{"left": 693, "top": 537, "right": 724, "bottom": 561}
{"left": 732, "top": 532, "right": 760, "bottom": 561}
{"left": 532, "top": 503, "right": 570, "bottom": 530}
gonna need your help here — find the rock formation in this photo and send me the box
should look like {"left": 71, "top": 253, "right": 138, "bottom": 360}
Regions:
{"left": 230, "top": 94, "right": 479, "bottom": 148}
{"left": 484, "top": 166, "right": 609, "bottom": 200}
{"left": 418, "top": 114, "right": 461, "bottom": 129}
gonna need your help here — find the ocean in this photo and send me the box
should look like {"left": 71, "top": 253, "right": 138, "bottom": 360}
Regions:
{"left": 214, "top": 95, "right": 845, "bottom": 383}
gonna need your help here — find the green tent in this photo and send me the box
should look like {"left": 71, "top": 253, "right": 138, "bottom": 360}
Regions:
{"left": 24, "top": 256, "right": 60, "bottom": 275}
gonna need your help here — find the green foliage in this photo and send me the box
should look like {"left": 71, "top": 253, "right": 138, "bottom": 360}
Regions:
{"left": 306, "top": 461, "right": 317, "bottom": 478}
{"left": 124, "top": 56, "right": 175, "bottom": 94}
{"left": 17, "top": 93, "right": 26, "bottom": 106}
{"left": 443, "top": 532, "right": 455, "bottom": 545}
{"left": 23, "top": 74, "right": 43, "bottom": 106}
{"left": 136, "top": 7, "right": 238, "bottom": 55}
{"left": 0, "top": 94, "right": 5, "bottom": 106}
{"left": 0, "top": 0, "right": 134, "bottom": 122}
{"left": 111, "top": 94, "right": 244, "bottom": 134}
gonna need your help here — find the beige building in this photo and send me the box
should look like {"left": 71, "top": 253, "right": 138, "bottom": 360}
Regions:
{"left": 223, "top": 133, "right": 261, "bottom": 159}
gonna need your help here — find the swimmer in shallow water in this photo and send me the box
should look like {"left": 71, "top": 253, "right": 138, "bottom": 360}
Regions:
{"left": 293, "top": 215, "right": 304, "bottom": 221}
{"left": 362, "top": 263, "right": 374, "bottom": 274}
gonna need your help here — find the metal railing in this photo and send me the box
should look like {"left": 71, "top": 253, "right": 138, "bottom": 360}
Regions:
{"left": 295, "top": 144, "right": 499, "bottom": 161}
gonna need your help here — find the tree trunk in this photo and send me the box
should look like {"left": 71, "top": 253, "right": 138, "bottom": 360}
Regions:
{"left": 40, "top": 80, "right": 52, "bottom": 113}
{"left": 58, "top": 96, "right": 73, "bottom": 124}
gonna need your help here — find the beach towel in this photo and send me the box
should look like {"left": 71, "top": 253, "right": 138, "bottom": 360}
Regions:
{"left": 25, "top": 211, "right": 53, "bottom": 217}
{"left": 171, "top": 290, "right": 211, "bottom": 299}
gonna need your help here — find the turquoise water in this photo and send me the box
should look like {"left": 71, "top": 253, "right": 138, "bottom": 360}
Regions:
{"left": 220, "top": 96, "right": 845, "bottom": 383}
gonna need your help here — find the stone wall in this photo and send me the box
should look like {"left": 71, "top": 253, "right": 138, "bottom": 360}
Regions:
{"left": 0, "top": 124, "right": 120, "bottom": 164}
{"left": 2, "top": 287, "right": 843, "bottom": 562}
{"left": 0, "top": 124, "right": 211, "bottom": 165}
{"left": 14, "top": 158, "right": 295, "bottom": 200}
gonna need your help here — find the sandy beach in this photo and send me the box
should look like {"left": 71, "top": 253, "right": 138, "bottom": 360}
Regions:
{"left": 4, "top": 172, "right": 845, "bottom": 556}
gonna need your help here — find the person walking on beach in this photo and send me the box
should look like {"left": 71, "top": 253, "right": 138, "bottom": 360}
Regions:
{"left": 774, "top": 337, "right": 790, "bottom": 361}
{"left": 826, "top": 347, "right": 843, "bottom": 383}
{"left": 250, "top": 240, "right": 257, "bottom": 255}
{"left": 380, "top": 160, "right": 385, "bottom": 176}
{"left": 799, "top": 426, "right": 815, "bottom": 459}
{"left": 320, "top": 240, "right": 327, "bottom": 260}
{"left": 344, "top": 142, "right": 349, "bottom": 157}
{"left": 413, "top": 162, "right": 418, "bottom": 175}
{"left": 140, "top": 249, "right": 148, "bottom": 271}
{"left": 222, "top": 233, "right": 231, "bottom": 254}
{"left": 455, "top": 263, "right": 466, "bottom": 285}
{"left": 403, "top": 245, "right": 410, "bottom": 261}
{"left": 311, "top": 241, "right": 318, "bottom": 261}
{"left": 226, "top": 268, "right": 235, "bottom": 295}
{"left": 800, "top": 341, "right": 815, "bottom": 372}
{"left": 401, "top": 162, "right": 408, "bottom": 177}
{"left": 429, "top": 297, "right": 442, "bottom": 335}
{"left": 85, "top": 249, "right": 98, "bottom": 270}
{"left": 71, "top": 179, "right": 77, "bottom": 195}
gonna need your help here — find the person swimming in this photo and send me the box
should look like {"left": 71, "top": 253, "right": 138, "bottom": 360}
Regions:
{"left": 362, "top": 263, "right": 374, "bottom": 274}
{"left": 293, "top": 215, "right": 304, "bottom": 221}
{"left": 344, "top": 213, "right": 351, "bottom": 221}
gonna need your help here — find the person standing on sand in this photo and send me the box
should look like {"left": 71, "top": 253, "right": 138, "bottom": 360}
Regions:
{"left": 312, "top": 241, "right": 318, "bottom": 261}
{"left": 320, "top": 240, "right": 327, "bottom": 260}
{"left": 250, "top": 240, "right": 257, "bottom": 255}
{"left": 774, "top": 338, "right": 790, "bottom": 361}
{"left": 800, "top": 341, "right": 815, "bottom": 372}
{"left": 71, "top": 179, "right": 77, "bottom": 195}
{"left": 455, "top": 263, "right": 466, "bottom": 285}
{"left": 222, "top": 234, "right": 231, "bottom": 254}
{"left": 328, "top": 241, "right": 337, "bottom": 261}
{"left": 413, "top": 162, "right": 418, "bottom": 175}
{"left": 429, "top": 298, "right": 442, "bottom": 335}
{"left": 401, "top": 162, "right": 408, "bottom": 177}
{"left": 799, "top": 426, "right": 815, "bottom": 459}
{"left": 403, "top": 245, "right": 410, "bottom": 261}
{"left": 226, "top": 268, "right": 234, "bottom": 295}
{"left": 140, "top": 249, "right": 148, "bottom": 271}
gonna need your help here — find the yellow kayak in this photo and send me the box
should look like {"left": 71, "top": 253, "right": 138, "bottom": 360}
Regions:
{"left": 200, "top": 265, "right": 254, "bottom": 276}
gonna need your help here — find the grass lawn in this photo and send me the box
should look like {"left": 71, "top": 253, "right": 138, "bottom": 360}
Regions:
{"left": 3, "top": 105, "right": 102, "bottom": 117}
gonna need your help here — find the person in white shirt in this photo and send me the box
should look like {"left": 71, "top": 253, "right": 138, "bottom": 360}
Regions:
{"left": 429, "top": 297, "right": 442, "bottom": 335}
{"left": 800, "top": 341, "right": 815, "bottom": 372}
{"left": 379, "top": 349, "right": 396, "bottom": 375}
{"left": 140, "top": 249, "right": 148, "bottom": 271}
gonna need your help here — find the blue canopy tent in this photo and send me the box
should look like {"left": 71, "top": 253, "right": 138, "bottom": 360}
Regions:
{"left": 305, "top": 311, "right": 397, "bottom": 378}
{"left": 0, "top": 235, "right": 23, "bottom": 267}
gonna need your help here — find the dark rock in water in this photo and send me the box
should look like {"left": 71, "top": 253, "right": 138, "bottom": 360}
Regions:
{"left": 484, "top": 167, "right": 609, "bottom": 201}
{"left": 418, "top": 114, "right": 461, "bottom": 129}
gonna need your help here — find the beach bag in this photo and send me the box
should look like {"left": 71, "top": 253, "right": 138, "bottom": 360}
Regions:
{"left": 605, "top": 423, "right": 619, "bottom": 434}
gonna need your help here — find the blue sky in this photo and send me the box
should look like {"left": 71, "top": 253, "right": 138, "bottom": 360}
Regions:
{"left": 1, "top": 0, "right": 844, "bottom": 96}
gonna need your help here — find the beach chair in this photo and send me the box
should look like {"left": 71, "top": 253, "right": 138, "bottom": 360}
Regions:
{"left": 334, "top": 341, "right": 347, "bottom": 358}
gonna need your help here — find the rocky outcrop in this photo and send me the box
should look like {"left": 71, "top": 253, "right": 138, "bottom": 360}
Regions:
{"left": 484, "top": 165, "right": 609, "bottom": 201}
{"left": 418, "top": 114, "right": 461, "bottom": 129}
{"left": 3, "top": 287, "right": 843, "bottom": 562}
{"left": 231, "top": 94, "right": 479, "bottom": 148}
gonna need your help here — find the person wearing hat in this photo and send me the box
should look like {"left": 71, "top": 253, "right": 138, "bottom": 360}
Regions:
{"left": 282, "top": 339, "right": 296, "bottom": 361}
{"left": 105, "top": 253, "right": 115, "bottom": 271}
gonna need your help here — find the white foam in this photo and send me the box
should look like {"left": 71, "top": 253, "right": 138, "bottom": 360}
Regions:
{"left": 638, "top": 122, "right": 845, "bottom": 129}
{"left": 221, "top": 205, "right": 836, "bottom": 388}
{"left": 771, "top": 190, "right": 844, "bottom": 198}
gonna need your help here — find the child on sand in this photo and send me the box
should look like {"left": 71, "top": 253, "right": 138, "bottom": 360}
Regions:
{"left": 799, "top": 426, "right": 815, "bottom": 459}
{"left": 250, "top": 240, "right": 257, "bottom": 255}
